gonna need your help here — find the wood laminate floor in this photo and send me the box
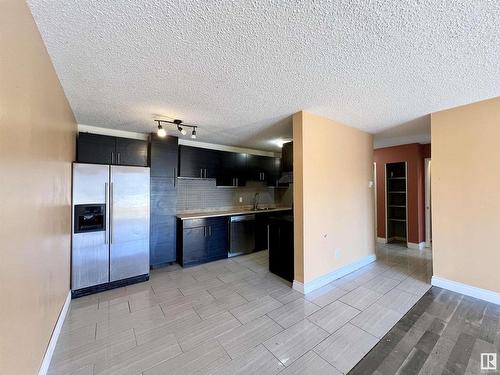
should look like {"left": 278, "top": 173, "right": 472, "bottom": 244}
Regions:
{"left": 49, "top": 243, "right": 434, "bottom": 375}
{"left": 350, "top": 286, "right": 500, "bottom": 375}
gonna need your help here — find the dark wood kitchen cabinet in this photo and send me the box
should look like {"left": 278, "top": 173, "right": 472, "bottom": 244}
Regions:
{"left": 178, "top": 145, "right": 221, "bottom": 178}
{"left": 177, "top": 217, "right": 229, "bottom": 267}
{"left": 150, "top": 178, "right": 177, "bottom": 267}
{"left": 77, "top": 132, "right": 148, "bottom": 166}
{"left": 216, "top": 151, "right": 247, "bottom": 187}
{"left": 246, "top": 154, "right": 281, "bottom": 186}
{"left": 149, "top": 134, "right": 178, "bottom": 268}
{"left": 268, "top": 215, "right": 294, "bottom": 282}
{"left": 149, "top": 134, "right": 178, "bottom": 178}
{"left": 281, "top": 141, "right": 293, "bottom": 172}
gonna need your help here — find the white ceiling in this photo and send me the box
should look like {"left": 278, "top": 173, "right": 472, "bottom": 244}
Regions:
{"left": 28, "top": 0, "right": 500, "bottom": 151}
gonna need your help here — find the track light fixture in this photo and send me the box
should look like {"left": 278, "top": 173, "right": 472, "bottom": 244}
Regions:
{"left": 155, "top": 119, "right": 198, "bottom": 138}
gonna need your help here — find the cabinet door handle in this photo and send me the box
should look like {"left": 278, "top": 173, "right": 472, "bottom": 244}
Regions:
{"left": 236, "top": 178, "right": 238, "bottom": 186}
{"left": 209, "top": 225, "right": 212, "bottom": 236}
{"left": 203, "top": 226, "right": 206, "bottom": 237}
{"left": 111, "top": 152, "right": 115, "bottom": 164}
{"left": 200, "top": 169, "right": 203, "bottom": 178}
{"left": 204, "top": 169, "right": 207, "bottom": 178}
{"left": 117, "top": 152, "right": 121, "bottom": 164}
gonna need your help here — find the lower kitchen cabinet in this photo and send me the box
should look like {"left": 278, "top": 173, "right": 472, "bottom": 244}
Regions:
{"left": 177, "top": 217, "right": 229, "bottom": 267}
{"left": 268, "top": 214, "right": 294, "bottom": 282}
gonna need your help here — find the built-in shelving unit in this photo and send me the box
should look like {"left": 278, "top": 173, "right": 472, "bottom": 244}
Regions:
{"left": 386, "top": 162, "right": 407, "bottom": 244}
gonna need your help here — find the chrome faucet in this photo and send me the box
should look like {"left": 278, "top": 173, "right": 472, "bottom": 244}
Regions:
{"left": 253, "top": 193, "right": 260, "bottom": 210}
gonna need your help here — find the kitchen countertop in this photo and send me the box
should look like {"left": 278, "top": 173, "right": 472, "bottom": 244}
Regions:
{"left": 176, "top": 207, "right": 293, "bottom": 220}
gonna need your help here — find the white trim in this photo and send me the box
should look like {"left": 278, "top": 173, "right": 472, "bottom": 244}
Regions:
{"left": 78, "top": 124, "right": 148, "bottom": 140}
{"left": 432, "top": 276, "right": 500, "bottom": 306}
{"left": 407, "top": 241, "right": 426, "bottom": 250}
{"left": 376, "top": 237, "right": 387, "bottom": 244}
{"left": 293, "top": 255, "right": 376, "bottom": 294}
{"left": 77, "top": 124, "right": 277, "bottom": 157}
{"left": 38, "top": 291, "right": 71, "bottom": 375}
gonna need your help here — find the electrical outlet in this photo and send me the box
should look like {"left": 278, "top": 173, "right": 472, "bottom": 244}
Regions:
{"left": 239, "top": 197, "right": 243, "bottom": 203}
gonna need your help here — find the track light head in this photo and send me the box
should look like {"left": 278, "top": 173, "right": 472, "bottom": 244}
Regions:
{"left": 157, "top": 124, "right": 166, "bottom": 137}
{"left": 178, "top": 125, "right": 187, "bottom": 136}
{"left": 191, "top": 128, "right": 197, "bottom": 139}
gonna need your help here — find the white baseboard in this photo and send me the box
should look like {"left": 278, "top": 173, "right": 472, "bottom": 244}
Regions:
{"left": 407, "top": 242, "right": 426, "bottom": 250}
{"left": 38, "top": 291, "right": 71, "bottom": 375}
{"left": 376, "top": 237, "right": 387, "bottom": 244}
{"left": 293, "top": 254, "right": 376, "bottom": 294}
{"left": 432, "top": 276, "right": 500, "bottom": 306}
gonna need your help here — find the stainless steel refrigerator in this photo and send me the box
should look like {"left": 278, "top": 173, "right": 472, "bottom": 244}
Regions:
{"left": 72, "top": 163, "right": 150, "bottom": 296}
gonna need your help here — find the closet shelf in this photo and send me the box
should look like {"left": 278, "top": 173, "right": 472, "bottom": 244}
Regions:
{"left": 389, "top": 218, "right": 406, "bottom": 222}
{"left": 389, "top": 205, "right": 406, "bottom": 208}
{"left": 388, "top": 191, "right": 406, "bottom": 194}
{"left": 388, "top": 177, "right": 406, "bottom": 180}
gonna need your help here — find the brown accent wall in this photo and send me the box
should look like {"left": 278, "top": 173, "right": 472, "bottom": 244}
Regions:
{"left": 432, "top": 97, "right": 500, "bottom": 293}
{"left": 0, "top": 1, "right": 76, "bottom": 374}
{"left": 374, "top": 143, "right": 431, "bottom": 244}
{"left": 293, "top": 111, "right": 375, "bottom": 284}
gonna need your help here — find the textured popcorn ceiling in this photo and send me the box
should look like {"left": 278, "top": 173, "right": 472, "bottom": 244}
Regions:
{"left": 27, "top": 0, "right": 500, "bottom": 151}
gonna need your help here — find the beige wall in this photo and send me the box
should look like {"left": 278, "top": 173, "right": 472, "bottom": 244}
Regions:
{"left": 0, "top": 1, "right": 76, "bottom": 374}
{"left": 431, "top": 97, "right": 500, "bottom": 293}
{"left": 293, "top": 111, "right": 375, "bottom": 284}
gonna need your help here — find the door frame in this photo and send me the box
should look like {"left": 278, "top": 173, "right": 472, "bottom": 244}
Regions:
{"left": 425, "top": 158, "right": 432, "bottom": 248}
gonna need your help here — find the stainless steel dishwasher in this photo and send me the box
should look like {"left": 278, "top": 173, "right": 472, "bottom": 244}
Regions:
{"left": 229, "top": 214, "right": 256, "bottom": 256}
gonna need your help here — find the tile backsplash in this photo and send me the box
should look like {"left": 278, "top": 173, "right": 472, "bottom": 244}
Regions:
{"left": 176, "top": 178, "right": 292, "bottom": 212}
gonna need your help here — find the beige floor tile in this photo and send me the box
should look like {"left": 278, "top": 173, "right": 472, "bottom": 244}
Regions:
{"left": 176, "top": 311, "right": 242, "bottom": 351}
{"left": 304, "top": 283, "right": 349, "bottom": 307}
{"left": 314, "top": 323, "right": 378, "bottom": 373}
{"left": 350, "top": 303, "right": 403, "bottom": 338}
{"left": 49, "top": 329, "right": 136, "bottom": 375}
{"left": 96, "top": 305, "right": 165, "bottom": 339}
{"left": 339, "top": 286, "right": 383, "bottom": 310}
{"left": 363, "top": 275, "right": 401, "bottom": 294}
{"left": 308, "top": 300, "right": 360, "bottom": 333}
{"left": 143, "top": 340, "right": 230, "bottom": 375}
{"left": 94, "top": 333, "right": 181, "bottom": 375}
{"left": 396, "top": 277, "right": 431, "bottom": 296}
{"left": 267, "top": 298, "right": 321, "bottom": 329}
{"left": 263, "top": 319, "right": 329, "bottom": 366}
{"left": 135, "top": 308, "right": 201, "bottom": 345}
{"left": 269, "top": 288, "right": 303, "bottom": 305}
{"left": 194, "top": 292, "right": 247, "bottom": 319}
{"left": 230, "top": 295, "right": 282, "bottom": 324}
{"left": 375, "top": 287, "right": 422, "bottom": 314}
{"left": 279, "top": 351, "right": 342, "bottom": 375}
{"left": 208, "top": 345, "right": 284, "bottom": 375}
{"left": 217, "top": 315, "right": 283, "bottom": 359}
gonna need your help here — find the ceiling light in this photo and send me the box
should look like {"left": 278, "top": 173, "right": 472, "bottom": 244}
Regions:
{"left": 178, "top": 125, "right": 187, "bottom": 136}
{"left": 191, "top": 128, "right": 197, "bottom": 139}
{"left": 157, "top": 124, "right": 166, "bottom": 137}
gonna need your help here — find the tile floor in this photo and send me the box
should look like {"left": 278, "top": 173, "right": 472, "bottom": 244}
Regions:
{"left": 49, "top": 243, "right": 432, "bottom": 375}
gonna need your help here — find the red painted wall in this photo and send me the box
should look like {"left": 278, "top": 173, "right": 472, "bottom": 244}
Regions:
{"left": 374, "top": 143, "right": 431, "bottom": 244}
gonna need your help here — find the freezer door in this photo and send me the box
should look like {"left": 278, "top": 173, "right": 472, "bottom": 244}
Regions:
{"left": 72, "top": 163, "right": 110, "bottom": 290}
{"left": 110, "top": 166, "right": 150, "bottom": 281}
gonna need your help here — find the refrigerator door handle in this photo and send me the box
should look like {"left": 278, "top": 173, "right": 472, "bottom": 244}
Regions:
{"left": 110, "top": 182, "right": 113, "bottom": 244}
{"left": 105, "top": 182, "right": 109, "bottom": 244}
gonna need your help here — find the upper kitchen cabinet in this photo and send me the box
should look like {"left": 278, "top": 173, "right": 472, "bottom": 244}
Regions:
{"left": 216, "top": 151, "right": 247, "bottom": 187}
{"left": 246, "top": 154, "right": 281, "bottom": 186}
{"left": 281, "top": 141, "right": 293, "bottom": 172}
{"left": 178, "top": 145, "right": 221, "bottom": 178}
{"left": 77, "top": 133, "right": 116, "bottom": 164}
{"left": 115, "top": 137, "right": 148, "bottom": 166}
{"left": 77, "top": 132, "right": 148, "bottom": 167}
{"left": 149, "top": 134, "right": 178, "bottom": 177}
